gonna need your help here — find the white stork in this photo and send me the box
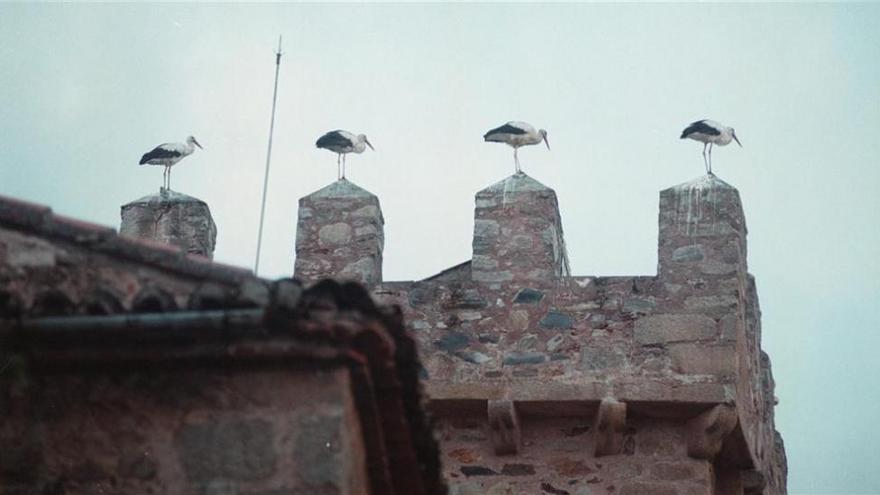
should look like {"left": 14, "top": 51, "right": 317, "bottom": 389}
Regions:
{"left": 483, "top": 121, "right": 549, "bottom": 174}
{"left": 139, "top": 136, "right": 203, "bottom": 191}
{"left": 680, "top": 120, "right": 741, "bottom": 174}
{"left": 315, "top": 130, "right": 374, "bottom": 180}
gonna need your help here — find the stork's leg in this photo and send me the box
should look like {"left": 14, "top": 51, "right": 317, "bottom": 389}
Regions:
{"left": 337, "top": 154, "right": 341, "bottom": 180}
{"left": 163, "top": 166, "right": 168, "bottom": 191}
{"left": 514, "top": 148, "right": 520, "bottom": 173}
{"left": 342, "top": 154, "right": 347, "bottom": 179}
{"left": 708, "top": 143, "right": 714, "bottom": 174}
{"left": 702, "top": 143, "right": 709, "bottom": 174}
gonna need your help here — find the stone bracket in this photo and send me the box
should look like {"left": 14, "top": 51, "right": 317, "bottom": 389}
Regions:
{"left": 741, "top": 469, "right": 767, "bottom": 495}
{"left": 487, "top": 400, "right": 521, "bottom": 456}
{"left": 593, "top": 397, "right": 627, "bottom": 457}
{"left": 686, "top": 403, "right": 738, "bottom": 459}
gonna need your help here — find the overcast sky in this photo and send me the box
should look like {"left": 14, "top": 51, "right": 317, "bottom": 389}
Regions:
{"left": 1, "top": 3, "right": 879, "bottom": 494}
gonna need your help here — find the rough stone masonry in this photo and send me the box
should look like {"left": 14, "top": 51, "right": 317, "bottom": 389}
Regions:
{"left": 294, "top": 172, "right": 788, "bottom": 495}
{"left": 120, "top": 188, "right": 217, "bottom": 259}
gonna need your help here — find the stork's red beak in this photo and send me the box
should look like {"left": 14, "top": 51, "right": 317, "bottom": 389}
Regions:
{"left": 543, "top": 134, "right": 551, "bottom": 150}
{"left": 193, "top": 139, "right": 203, "bottom": 149}
{"left": 365, "top": 138, "right": 374, "bottom": 151}
{"left": 732, "top": 134, "right": 742, "bottom": 147}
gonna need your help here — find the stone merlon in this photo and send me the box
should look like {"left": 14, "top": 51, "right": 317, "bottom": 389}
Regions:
{"left": 658, "top": 174, "right": 747, "bottom": 281}
{"left": 120, "top": 189, "right": 217, "bottom": 259}
{"left": 294, "top": 178, "right": 385, "bottom": 285}
{"left": 471, "top": 172, "right": 570, "bottom": 283}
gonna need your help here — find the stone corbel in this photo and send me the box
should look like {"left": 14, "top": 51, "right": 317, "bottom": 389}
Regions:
{"left": 487, "top": 400, "right": 521, "bottom": 455}
{"left": 593, "top": 397, "right": 627, "bottom": 457}
{"left": 741, "top": 469, "right": 767, "bottom": 494}
{"left": 686, "top": 403, "right": 738, "bottom": 459}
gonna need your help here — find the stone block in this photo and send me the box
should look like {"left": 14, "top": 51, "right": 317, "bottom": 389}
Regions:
{"left": 651, "top": 462, "right": 695, "bottom": 481}
{"left": 672, "top": 245, "right": 705, "bottom": 262}
{"left": 669, "top": 344, "right": 736, "bottom": 377}
{"left": 318, "top": 223, "right": 352, "bottom": 245}
{"left": 581, "top": 347, "right": 626, "bottom": 371}
{"left": 437, "top": 332, "right": 471, "bottom": 353}
{"left": 503, "top": 351, "right": 546, "bottom": 366}
{"left": 513, "top": 288, "right": 545, "bottom": 304}
{"left": 635, "top": 314, "right": 717, "bottom": 345}
{"left": 540, "top": 310, "right": 573, "bottom": 329}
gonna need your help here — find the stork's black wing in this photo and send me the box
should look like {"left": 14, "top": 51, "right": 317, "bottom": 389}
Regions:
{"left": 139, "top": 145, "right": 182, "bottom": 165}
{"left": 316, "top": 131, "right": 354, "bottom": 149}
{"left": 680, "top": 120, "right": 721, "bottom": 139}
{"left": 483, "top": 123, "right": 527, "bottom": 140}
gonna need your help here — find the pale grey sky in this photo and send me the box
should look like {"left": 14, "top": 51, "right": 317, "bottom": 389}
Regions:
{"left": 1, "top": 3, "right": 878, "bottom": 493}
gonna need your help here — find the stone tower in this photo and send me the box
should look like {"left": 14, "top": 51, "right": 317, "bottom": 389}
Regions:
{"left": 296, "top": 172, "right": 787, "bottom": 495}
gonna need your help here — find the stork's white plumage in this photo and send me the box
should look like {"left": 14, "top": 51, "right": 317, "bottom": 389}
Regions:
{"left": 139, "top": 136, "right": 203, "bottom": 191}
{"left": 316, "top": 130, "right": 374, "bottom": 180}
{"left": 483, "top": 121, "right": 549, "bottom": 174}
{"left": 680, "top": 120, "right": 741, "bottom": 174}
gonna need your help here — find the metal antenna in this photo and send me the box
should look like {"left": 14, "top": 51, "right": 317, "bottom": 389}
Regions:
{"left": 254, "top": 35, "right": 283, "bottom": 275}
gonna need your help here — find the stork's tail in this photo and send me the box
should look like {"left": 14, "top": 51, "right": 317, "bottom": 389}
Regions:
{"left": 139, "top": 155, "right": 149, "bottom": 165}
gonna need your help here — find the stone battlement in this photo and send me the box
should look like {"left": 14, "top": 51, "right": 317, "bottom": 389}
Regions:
{"left": 293, "top": 172, "right": 787, "bottom": 495}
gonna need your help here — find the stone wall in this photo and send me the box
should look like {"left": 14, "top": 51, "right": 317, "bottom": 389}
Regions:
{"left": 439, "top": 416, "right": 714, "bottom": 495}
{"left": 1, "top": 367, "right": 368, "bottom": 495}
{"left": 353, "top": 173, "right": 786, "bottom": 494}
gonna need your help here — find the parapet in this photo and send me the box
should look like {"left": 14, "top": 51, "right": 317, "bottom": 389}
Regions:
{"left": 120, "top": 188, "right": 217, "bottom": 259}
{"left": 365, "top": 172, "right": 785, "bottom": 495}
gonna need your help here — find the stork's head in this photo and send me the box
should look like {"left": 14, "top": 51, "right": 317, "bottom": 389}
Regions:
{"left": 730, "top": 128, "right": 742, "bottom": 147}
{"left": 187, "top": 136, "right": 203, "bottom": 149}
{"left": 358, "top": 134, "right": 374, "bottom": 151}
{"left": 539, "top": 129, "right": 550, "bottom": 150}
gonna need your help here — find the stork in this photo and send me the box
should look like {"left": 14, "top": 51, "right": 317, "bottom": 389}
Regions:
{"left": 139, "top": 136, "right": 203, "bottom": 191}
{"left": 680, "top": 120, "right": 741, "bottom": 174}
{"left": 483, "top": 121, "right": 549, "bottom": 174}
{"left": 315, "top": 130, "right": 374, "bottom": 180}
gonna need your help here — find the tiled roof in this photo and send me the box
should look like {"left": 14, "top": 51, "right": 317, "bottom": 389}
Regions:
{"left": 0, "top": 194, "right": 253, "bottom": 285}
